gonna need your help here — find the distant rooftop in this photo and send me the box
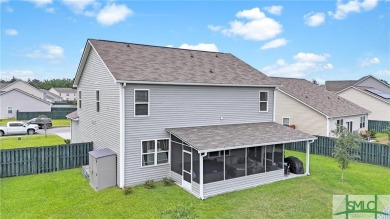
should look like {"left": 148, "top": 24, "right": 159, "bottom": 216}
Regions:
{"left": 51, "top": 87, "right": 76, "bottom": 93}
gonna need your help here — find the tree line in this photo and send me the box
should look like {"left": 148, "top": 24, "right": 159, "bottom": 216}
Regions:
{"left": 1, "top": 76, "right": 74, "bottom": 90}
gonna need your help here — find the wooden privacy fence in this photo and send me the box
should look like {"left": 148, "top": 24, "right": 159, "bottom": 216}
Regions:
{"left": 0, "top": 142, "right": 93, "bottom": 178}
{"left": 368, "top": 120, "right": 390, "bottom": 133}
{"left": 285, "top": 136, "right": 390, "bottom": 168}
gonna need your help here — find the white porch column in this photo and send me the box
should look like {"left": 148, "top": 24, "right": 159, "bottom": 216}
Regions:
{"left": 199, "top": 152, "right": 207, "bottom": 200}
{"left": 305, "top": 140, "right": 310, "bottom": 175}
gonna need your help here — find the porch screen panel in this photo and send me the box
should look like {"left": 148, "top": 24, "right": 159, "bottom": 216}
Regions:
{"left": 225, "top": 148, "right": 246, "bottom": 180}
{"left": 171, "top": 140, "right": 182, "bottom": 175}
{"left": 192, "top": 148, "right": 200, "bottom": 183}
{"left": 247, "top": 146, "right": 265, "bottom": 175}
{"left": 204, "top": 152, "right": 224, "bottom": 184}
{"left": 274, "top": 144, "right": 283, "bottom": 170}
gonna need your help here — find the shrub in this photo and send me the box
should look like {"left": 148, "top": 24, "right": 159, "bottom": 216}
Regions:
{"left": 162, "top": 177, "right": 175, "bottom": 186}
{"left": 367, "top": 130, "right": 377, "bottom": 138}
{"left": 144, "top": 180, "right": 155, "bottom": 189}
{"left": 123, "top": 186, "right": 133, "bottom": 195}
{"left": 64, "top": 139, "right": 71, "bottom": 144}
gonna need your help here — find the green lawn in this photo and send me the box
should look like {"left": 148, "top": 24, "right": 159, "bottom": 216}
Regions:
{"left": 375, "top": 132, "right": 389, "bottom": 144}
{"left": 1, "top": 151, "right": 389, "bottom": 218}
{"left": 0, "top": 134, "right": 65, "bottom": 149}
{"left": 0, "top": 118, "right": 70, "bottom": 127}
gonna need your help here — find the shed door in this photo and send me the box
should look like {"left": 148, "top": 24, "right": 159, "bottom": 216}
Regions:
{"left": 182, "top": 149, "right": 192, "bottom": 191}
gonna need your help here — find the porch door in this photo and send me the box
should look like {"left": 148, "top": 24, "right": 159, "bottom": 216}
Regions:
{"left": 182, "top": 149, "right": 192, "bottom": 191}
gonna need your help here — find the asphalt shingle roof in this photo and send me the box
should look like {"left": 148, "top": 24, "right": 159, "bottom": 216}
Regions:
{"left": 271, "top": 77, "right": 371, "bottom": 118}
{"left": 88, "top": 39, "right": 277, "bottom": 86}
{"left": 66, "top": 111, "right": 78, "bottom": 120}
{"left": 166, "top": 122, "right": 316, "bottom": 152}
{"left": 325, "top": 80, "right": 357, "bottom": 92}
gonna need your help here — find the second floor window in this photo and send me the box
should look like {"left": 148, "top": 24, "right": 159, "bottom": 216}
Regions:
{"left": 78, "top": 91, "right": 82, "bottom": 109}
{"left": 259, "top": 91, "right": 268, "bottom": 112}
{"left": 96, "top": 90, "right": 100, "bottom": 112}
{"left": 135, "top": 90, "right": 149, "bottom": 116}
{"left": 360, "top": 116, "right": 365, "bottom": 128}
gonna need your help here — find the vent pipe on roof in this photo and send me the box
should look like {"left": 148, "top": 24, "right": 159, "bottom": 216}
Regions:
{"left": 216, "top": 54, "right": 218, "bottom": 58}
{"left": 209, "top": 69, "right": 213, "bottom": 73}
{"left": 190, "top": 53, "right": 194, "bottom": 58}
{"left": 127, "top": 44, "right": 131, "bottom": 48}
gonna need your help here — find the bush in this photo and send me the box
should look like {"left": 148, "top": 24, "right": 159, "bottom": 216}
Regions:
{"left": 367, "top": 130, "right": 377, "bottom": 138}
{"left": 123, "top": 186, "right": 133, "bottom": 195}
{"left": 64, "top": 139, "right": 71, "bottom": 144}
{"left": 144, "top": 180, "right": 155, "bottom": 189}
{"left": 162, "top": 177, "right": 175, "bottom": 186}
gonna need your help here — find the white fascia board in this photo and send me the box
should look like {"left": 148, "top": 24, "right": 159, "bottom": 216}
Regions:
{"left": 116, "top": 80, "right": 280, "bottom": 88}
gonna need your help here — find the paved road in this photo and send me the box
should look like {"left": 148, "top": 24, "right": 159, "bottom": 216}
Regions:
{"left": 37, "top": 127, "right": 71, "bottom": 139}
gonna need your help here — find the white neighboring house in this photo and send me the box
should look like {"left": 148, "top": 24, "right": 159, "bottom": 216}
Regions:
{"left": 271, "top": 77, "right": 371, "bottom": 137}
{"left": 0, "top": 88, "right": 51, "bottom": 119}
{"left": 326, "top": 75, "right": 390, "bottom": 121}
{"left": 49, "top": 87, "right": 77, "bottom": 101}
{"left": 41, "top": 89, "right": 63, "bottom": 103}
{"left": 1, "top": 80, "right": 44, "bottom": 99}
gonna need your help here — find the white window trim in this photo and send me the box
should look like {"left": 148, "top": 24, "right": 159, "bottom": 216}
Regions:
{"left": 360, "top": 116, "right": 365, "bottom": 128}
{"left": 346, "top": 121, "right": 353, "bottom": 132}
{"left": 7, "top": 106, "right": 12, "bottom": 114}
{"left": 78, "top": 90, "right": 82, "bottom": 109}
{"left": 282, "top": 117, "right": 290, "bottom": 126}
{"left": 140, "top": 138, "right": 170, "bottom": 168}
{"left": 259, "top": 91, "right": 269, "bottom": 112}
{"left": 96, "top": 90, "right": 100, "bottom": 112}
{"left": 134, "top": 89, "right": 150, "bottom": 117}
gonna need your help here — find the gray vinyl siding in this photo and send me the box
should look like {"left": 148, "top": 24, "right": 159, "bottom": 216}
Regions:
{"left": 356, "top": 77, "right": 390, "bottom": 93}
{"left": 124, "top": 85, "right": 274, "bottom": 186}
{"left": 71, "top": 48, "right": 121, "bottom": 184}
{"left": 169, "top": 171, "right": 182, "bottom": 184}
{"left": 0, "top": 90, "right": 51, "bottom": 119}
{"left": 203, "top": 169, "right": 284, "bottom": 198}
{"left": 169, "top": 171, "right": 200, "bottom": 198}
{"left": 191, "top": 182, "right": 200, "bottom": 198}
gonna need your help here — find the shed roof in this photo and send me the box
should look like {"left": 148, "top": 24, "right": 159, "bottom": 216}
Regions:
{"left": 271, "top": 77, "right": 370, "bottom": 118}
{"left": 84, "top": 39, "right": 278, "bottom": 87}
{"left": 89, "top": 148, "right": 116, "bottom": 158}
{"left": 166, "top": 122, "right": 316, "bottom": 152}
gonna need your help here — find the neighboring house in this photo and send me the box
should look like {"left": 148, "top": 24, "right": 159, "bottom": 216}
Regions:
{"left": 326, "top": 75, "right": 390, "bottom": 121}
{"left": 49, "top": 87, "right": 77, "bottom": 101}
{"left": 41, "top": 89, "right": 63, "bottom": 103}
{"left": 0, "top": 88, "right": 51, "bottom": 119}
{"left": 271, "top": 77, "right": 370, "bottom": 137}
{"left": 1, "top": 80, "right": 44, "bottom": 99}
{"left": 69, "top": 39, "right": 316, "bottom": 199}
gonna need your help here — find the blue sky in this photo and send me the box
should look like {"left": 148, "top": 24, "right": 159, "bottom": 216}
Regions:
{"left": 1, "top": 0, "right": 389, "bottom": 84}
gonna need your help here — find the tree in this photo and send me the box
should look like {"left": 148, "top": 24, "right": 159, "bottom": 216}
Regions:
{"left": 38, "top": 115, "right": 48, "bottom": 137}
{"left": 380, "top": 79, "right": 389, "bottom": 85}
{"left": 331, "top": 125, "right": 361, "bottom": 182}
{"left": 312, "top": 79, "right": 318, "bottom": 85}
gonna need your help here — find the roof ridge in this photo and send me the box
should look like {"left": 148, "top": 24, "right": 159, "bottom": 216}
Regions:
{"left": 88, "top": 38, "right": 227, "bottom": 54}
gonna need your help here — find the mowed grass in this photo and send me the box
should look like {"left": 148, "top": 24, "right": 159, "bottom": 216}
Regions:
{"left": 1, "top": 151, "right": 389, "bottom": 218}
{"left": 0, "top": 118, "right": 70, "bottom": 127}
{"left": 0, "top": 134, "right": 65, "bottom": 149}
{"left": 375, "top": 132, "right": 389, "bottom": 144}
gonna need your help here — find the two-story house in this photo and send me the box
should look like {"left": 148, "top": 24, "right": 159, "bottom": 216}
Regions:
{"left": 68, "top": 39, "right": 316, "bottom": 199}
{"left": 49, "top": 87, "right": 77, "bottom": 101}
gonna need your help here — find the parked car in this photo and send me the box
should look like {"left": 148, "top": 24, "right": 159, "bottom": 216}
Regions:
{"left": 0, "top": 121, "right": 39, "bottom": 136}
{"left": 27, "top": 118, "right": 53, "bottom": 129}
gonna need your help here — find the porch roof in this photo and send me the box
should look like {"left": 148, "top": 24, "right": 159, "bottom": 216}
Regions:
{"left": 166, "top": 122, "right": 316, "bottom": 152}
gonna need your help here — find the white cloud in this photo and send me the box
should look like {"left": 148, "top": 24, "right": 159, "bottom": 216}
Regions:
{"left": 26, "top": 44, "right": 64, "bottom": 63}
{"left": 360, "top": 57, "right": 380, "bottom": 66}
{"left": 27, "top": 0, "right": 52, "bottom": 7}
{"left": 45, "top": 7, "right": 55, "bottom": 13}
{"left": 166, "top": 45, "right": 173, "bottom": 48}
{"left": 5, "top": 6, "right": 13, "bottom": 12}
{"left": 262, "top": 52, "right": 333, "bottom": 78}
{"left": 207, "top": 25, "right": 223, "bottom": 32}
{"left": 294, "top": 52, "right": 330, "bottom": 62}
{"left": 210, "top": 7, "right": 282, "bottom": 41}
{"left": 179, "top": 43, "right": 219, "bottom": 52}
{"left": 5, "top": 29, "right": 18, "bottom": 36}
{"left": 0, "top": 0, "right": 9, "bottom": 3}
{"left": 62, "top": 0, "right": 96, "bottom": 14}
{"left": 329, "top": 0, "right": 378, "bottom": 20}
{"left": 304, "top": 12, "right": 325, "bottom": 27}
{"left": 0, "top": 70, "right": 34, "bottom": 81}
{"left": 96, "top": 3, "right": 132, "bottom": 26}
{"left": 372, "top": 69, "right": 390, "bottom": 77}
{"left": 260, "top": 38, "right": 287, "bottom": 50}
{"left": 263, "top": 5, "right": 283, "bottom": 15}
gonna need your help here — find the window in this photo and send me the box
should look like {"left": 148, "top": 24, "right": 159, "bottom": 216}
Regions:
{"left": 346, "top": 121, "right": 353, "bottom": 132}
{"left": 7, "top": 106, "right": 12, "bottom": 114}
{"left": 134, "top": 90, "right": 149, "bottom": 116}
{"left": 259, "top": 91, "right": 268, "bottom": 112}
{"left": 360, "top": 116, "right": 365, "bottom": 128}
{"left": 336, "top": 119, "right": 343, "bottom": 131}
{"left": 141, "top": 139, "right": 169, "bottom": 166}
{"left": 171, "top": 139, "right": 182, "bottom": 175}
{"left": 96, "top": 90, "right": 100, "bottom": 112}
{"left": 9, "top": 122, "right": 23, "bottom": 127}
{"left": 78, "top": 91, "right": 82, "bottom": 109}
{"left": 282, "top": 118, "right": 290, "bottom": 126}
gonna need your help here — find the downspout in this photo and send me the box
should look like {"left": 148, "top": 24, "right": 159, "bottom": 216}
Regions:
{"left": 119, "top": 82, "right": 126, "bottom": 188}
{"left": 199, "top": 152, "right": 208, "bottom": 200}
{"left": 305, "top": 139, "right": 314, "bottom": 176}
{"left": 326, "top": 116, "right": 330, "bottom": 137}
{"left": 273, "top": 89, "right": 276, "bottom": 122}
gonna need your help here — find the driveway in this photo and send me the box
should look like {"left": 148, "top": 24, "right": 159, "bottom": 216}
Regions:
{"left": 37, "top": 127, "right": 71, "bottom": 139}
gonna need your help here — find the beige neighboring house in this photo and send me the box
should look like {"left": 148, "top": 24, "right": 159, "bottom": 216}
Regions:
{"left": 271, "top": 77, "right": 371, "bottom": 137}
{"left": 326, "top": 75, "right": 390, "bottom": 121}
{"left": 0, "top": 88, "right": 51, "bottom": 119}
{"left": 49, "top": 87, "right": 77, "bottom": 101}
